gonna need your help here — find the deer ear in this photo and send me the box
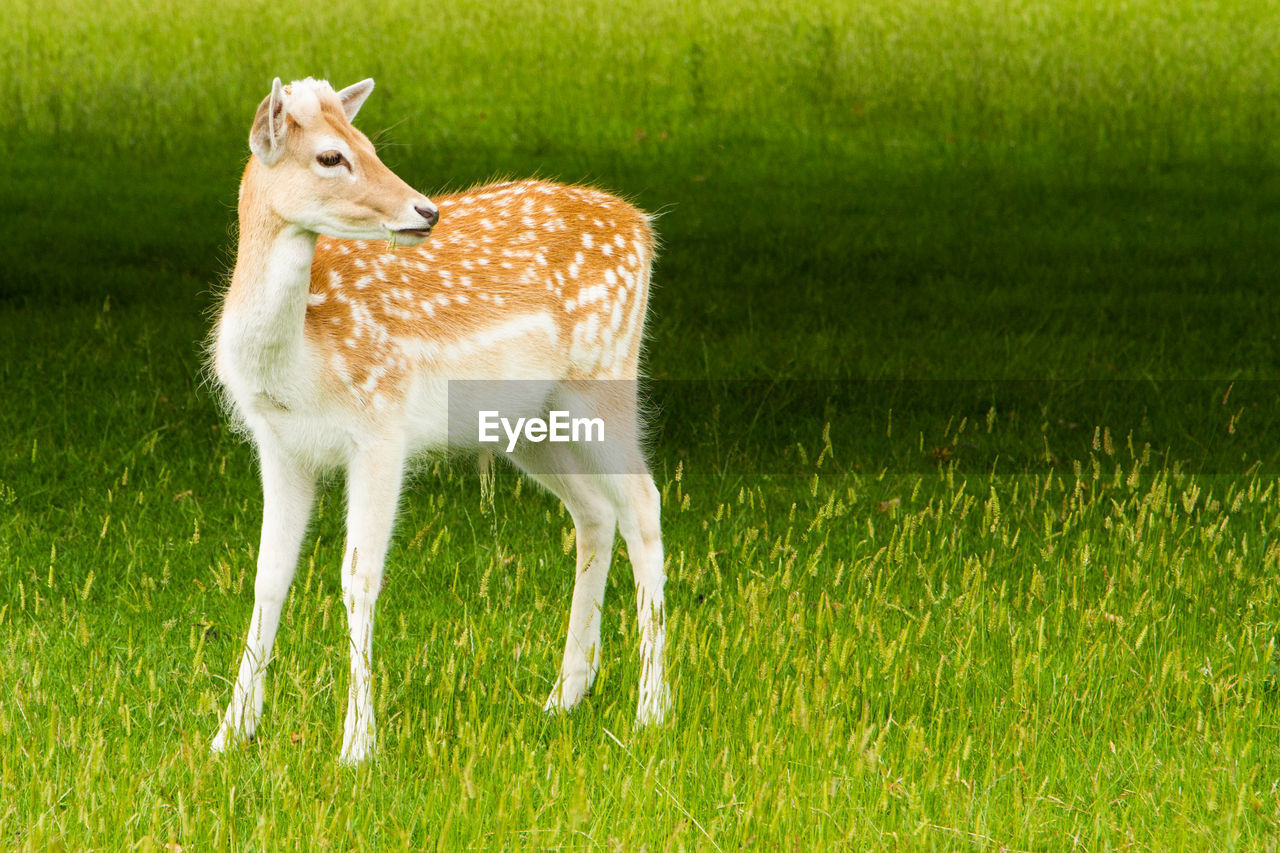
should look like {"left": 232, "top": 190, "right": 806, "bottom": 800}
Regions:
{"left": 336, "top": 78, "right": 375, "bottom": 121}
{"left": 249, "top": 78, "right": 288, "bottom": 165}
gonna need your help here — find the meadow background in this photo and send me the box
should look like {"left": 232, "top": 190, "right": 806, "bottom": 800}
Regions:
{"left": 4, "top": 0, "right": 1280, "bottom": 848}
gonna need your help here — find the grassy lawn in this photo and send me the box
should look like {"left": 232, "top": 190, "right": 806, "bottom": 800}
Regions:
{"left": 4, "top": 0, "right": 1280, "bottom": 848}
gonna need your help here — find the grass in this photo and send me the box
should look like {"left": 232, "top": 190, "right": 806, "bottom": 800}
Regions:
{"left": 6, "top": 383, "right": 1280, "bottom": 848}
{"left": 4, "top": 0, "right": 1280, "bottom": 848}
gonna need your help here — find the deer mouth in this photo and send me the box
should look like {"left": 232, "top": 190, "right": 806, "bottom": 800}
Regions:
{"left": 390, "top": 227, "right": 433, "bottom": 247}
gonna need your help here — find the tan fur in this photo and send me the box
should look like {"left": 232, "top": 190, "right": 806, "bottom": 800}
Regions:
{"left": 300, "top": 179, "right": 654, "bottom": 411}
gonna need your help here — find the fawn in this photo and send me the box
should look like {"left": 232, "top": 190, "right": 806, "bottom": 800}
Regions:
{"left": 210, "top": 77, "right": 668, "bottom": 764}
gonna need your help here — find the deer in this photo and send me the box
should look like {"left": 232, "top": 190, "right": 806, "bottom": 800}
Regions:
{"left": 209, "top": 77, "right": 668, "bottom": 764}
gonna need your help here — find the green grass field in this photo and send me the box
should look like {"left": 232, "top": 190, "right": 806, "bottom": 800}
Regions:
{"left": 5, "top": 0, "right": 1280, "bottom": 848}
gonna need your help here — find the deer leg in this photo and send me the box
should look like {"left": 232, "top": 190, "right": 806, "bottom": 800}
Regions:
{"left": 611, "top": 471, "right": 669, "bottom": 726}
{"left": 549, "top": 486, "right": 617, "bottom": 712}
{"left": 338, "top": 439, "right": 405, "bottom": 765}
{"left": 213, "top": 442, "right": 315, "bottom": 752}
{"left": 541, "top": 478, "right": 618, "bottom": 711}
{"left": 511, "top": 442, "right": 618, "bottom": 712}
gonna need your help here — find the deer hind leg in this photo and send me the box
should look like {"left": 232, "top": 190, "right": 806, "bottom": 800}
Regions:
{"left": 338, "top": 437, "right": 406, "bottom": 765}
{"left": 213, "top": 441, "right": 315, "bottom": 752}
{"left": 609, "top": 470, "right": 669, "bottom": 726}
{"left": 532, "top": 379, "right": 668, "bottom": 725}
{"left": 576, "top": 379, "right": 669, "bottom": 726}
{"left": 511, "top": 442, "right": 618, "bottom": 713}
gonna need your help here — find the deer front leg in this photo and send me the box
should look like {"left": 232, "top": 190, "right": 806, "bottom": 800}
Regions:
{"left": 339, "top": 439, "right": 405, "bottom": 765}
{"left": 213, "top": 444, "right": 315, "bottom": 752}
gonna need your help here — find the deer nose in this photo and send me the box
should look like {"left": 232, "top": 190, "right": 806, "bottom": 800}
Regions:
{"left": 414, "top": 204, "right": 439, "bottom": 228}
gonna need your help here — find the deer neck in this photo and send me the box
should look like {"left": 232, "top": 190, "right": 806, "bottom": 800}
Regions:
{"left": 218, "top": 172, "right": 318, "bottom": 395}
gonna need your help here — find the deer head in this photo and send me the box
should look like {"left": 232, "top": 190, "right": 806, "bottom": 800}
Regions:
{"left": 247, "top": 77, "right": 437, "bottom": 246}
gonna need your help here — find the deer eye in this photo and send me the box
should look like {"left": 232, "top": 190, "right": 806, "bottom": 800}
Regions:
{"left": 317, "top": 151, "right": 344, "bottom": 168}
